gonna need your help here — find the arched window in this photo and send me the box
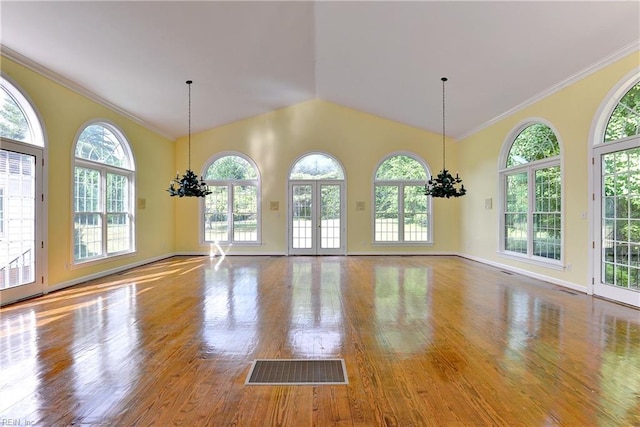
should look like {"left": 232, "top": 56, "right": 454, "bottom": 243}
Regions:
{"left": 73, "top": 122, "right": 135, "bottom": 263}
{"left": 1, "top": 76, "right": 44, "bottom": 146}
{"left": 374, "top": 153, "right": 431, "bottom": 243}
{"left": 1, "top": 76, "right": 45, "bottom": 302}
{"left": 202, "top": 153, "right": 260, "bottom": 244}
{"left": 604, "top": 82, "right": 640, "bottom": 142}
{"left": 594, "top": 78, "right": 640, "bottom": 302}
{"left": 500, "top": 122, "right": 562, "bottom": 263}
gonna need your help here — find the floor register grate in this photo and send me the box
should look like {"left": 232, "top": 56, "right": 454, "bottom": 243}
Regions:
{"left": 245, "top": 359, "right": 348, "bottom": 385}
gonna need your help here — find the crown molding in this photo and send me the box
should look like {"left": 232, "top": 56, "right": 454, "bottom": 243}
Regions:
{"left": 1, "top": 44, "right": 175, "bottom": 141}
{"left": 457, "top": 41, "right": 640, "bottom": 141}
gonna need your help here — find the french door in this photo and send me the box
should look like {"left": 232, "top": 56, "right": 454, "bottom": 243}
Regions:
{"left": 594, "top": 137, "right": 640, "bottom": 308}
{"left": 289, "top": 181, "right": 345, "bottom": 255}
{"left": 0, "top": 141, "right": 44, "bottom": 306}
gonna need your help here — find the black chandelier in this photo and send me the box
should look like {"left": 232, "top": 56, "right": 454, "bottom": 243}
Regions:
{"left": 424, "top": 77, "right": 466, "bottom": 198}
{"left": 167, "top": 80, "right": 212, "bottom": 198}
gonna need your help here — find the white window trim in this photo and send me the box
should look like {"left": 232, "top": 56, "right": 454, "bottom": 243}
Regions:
{"left": 497, "top": 119, "right": 564, "bottom": 269}
{"left": 200, "top": 152, "right": 261, "bottom": 246}
{"left": 71, "top": 120, "right": 136, "bottom": 266}
{"left": 372, "top": 152, "right": 433, "bottom": 245}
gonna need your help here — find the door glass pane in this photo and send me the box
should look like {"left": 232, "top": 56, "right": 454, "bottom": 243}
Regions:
{"left": 320, "top": 184, "right": 340, "bottom": 249}
{"left": 292, "top": 185, "right": 312, "bottom": 249}
{"left": 601, "top": 148, "right": 640, "bottom": 290}
{"left": 403, "top": 185, "right": 428, "bottom": 241}
{"left": 204, "top": 186, "right": 229, "bottom": 242}
{"left": 1, "top": 150, "right": 35, "bottom": 289}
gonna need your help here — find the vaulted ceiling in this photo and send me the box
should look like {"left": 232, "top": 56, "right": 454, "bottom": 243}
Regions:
{"left": 2, "top": 1, "right": 639, "bottom": 140}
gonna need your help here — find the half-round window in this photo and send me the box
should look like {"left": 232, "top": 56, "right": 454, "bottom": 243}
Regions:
{"left": 604, "top": 82, "right": 640, "bottom": 143}
{"left": 506, "top": 123, "right": 560, "bottom": 168}
{"left": 76, "top": 124, "right": 133, "bottom": 168}
{"left": 204, "top": 155, "right": 258, "bottom": 180}
{"left": 290, "top": 153, "right": 344, "bottom": 180}
{"left": 1, "top": 76, "right": 44, "bottom": 146}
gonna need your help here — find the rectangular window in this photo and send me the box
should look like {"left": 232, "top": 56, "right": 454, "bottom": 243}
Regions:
{"left": 403, "top": 185, "right": 428, "bottom": 242}
{"left": 533, "top": 166, "right": 561, "bottom": 260}
{"left": 233, "top": 184, "right": 258, "bottom": 242}
{"left": 106, "top": 173, "right": 129, "bottom": 254}
{"left": 505, "top": 172, "right": 528, "bottom": 254}
{"left": 74, "top": 167, "right": 102, "bottom": 261}
{"left": 375, "top": 185, "right": 399, "bottom": 242}
{"left": 204, "top": 186, "right": 229, "bottom": 242}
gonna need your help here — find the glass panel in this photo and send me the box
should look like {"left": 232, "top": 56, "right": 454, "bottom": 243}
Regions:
{"left": 106, "top": 172, "right": 129, "bottom": 254}
{"left": 233, "top": 185, "right": 258, "bottom": 242}
{"left": 320, "top": 184, "right": 340, "bottom": 249}
{"left": 375, "top": 155, "right": 428, "bottom": 180}
{"left": 76, "top": 124, "right": 130, "bottom": 168}
{"left": 290, "top": 154, "right": 344, "bottom": 180}
{"left": 605, "top": 82, "right": 640, "bottom": 142}
{"left": 507, "top": 123, "right": 560, "bottom": 167}
{"left": 205, "top": 155, "right": 257, "bottom": 180}
{"left": 375, "top": 185, "right": 399, "bottom": 242}
{"left": 292, "top": 185, "right": 313, "bottom": 249}
{"left": 602, "top": 148, "right": 640, "bottom": 290}
{"left": 505, "top": 172, "right": 528, "bottom": 253}
{"left": 0, "top": 87, "right": 31, "bottom": 143}
{"left": 533, "top": 166, "right": 561, "bottom": 260}
{"left": 204, "top": 186, "right": 229, "bottom": 242}
{"left": 74, "top": 166, "right": 102, "bottom": 261}
{"left": 74, "top": 213, "right": 103, "bottom": 261}
{"left": 0, "top": 150, "right": 35, "bottom": 289}
{"left": 403, "top": 185, "right": 428, "bottom": 241}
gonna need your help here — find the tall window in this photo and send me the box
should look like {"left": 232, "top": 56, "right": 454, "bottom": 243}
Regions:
{"left": 599, "top": 81, "right": 640, "bottom": 291}
{"left": 73, "top": 122, "right": 135, "bottom": 263}
{"left": 374, "top": 154, "right": 431, "bottom": 243}
{"left": 500, "top": 122, "right": 561, "bottom": 263}
{"left": 203, "top": 154, "right": 259, "bottom": 244}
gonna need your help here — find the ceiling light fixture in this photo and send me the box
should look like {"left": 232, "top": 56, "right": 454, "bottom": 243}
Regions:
{"left": 424, "top": 77, "right": 466, "bottom": 198}
{"left": 167, "top": 80, "right": 211, "bottom": 198}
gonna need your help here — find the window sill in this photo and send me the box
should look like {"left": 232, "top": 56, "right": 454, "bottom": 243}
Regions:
{"left": 497, "top": 251, "right": 564, "bottom": 271}
{"left": 71, "top": 251, "right": 136, "bottom": 270}
{"left": 372, "top": 241, "right": 434, "bottom": 246}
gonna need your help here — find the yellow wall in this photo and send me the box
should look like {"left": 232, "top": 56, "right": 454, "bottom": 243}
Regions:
{"left": 174, "top": 99, "right": 461, "bottom": 254}
{"left": 458, "top": 50, "right": 640, "bottom": 290}
{"left": 4, "top": 48, "right": 639, "bottom": 294}
{"left": 2, "top": 57, "right": 176, "bottom": 289}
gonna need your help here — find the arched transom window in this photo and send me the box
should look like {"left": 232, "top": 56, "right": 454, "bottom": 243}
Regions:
{"left": 374, "top": 154, "right": 431, "bottom": 243}
{"left": 73, "top": 122, "right": 135, "bottom": 263}
{"left": 500, "top": 122, "right": 562, "bottom": 263}
{"left": 604, "top": 82, "right": 640, "bottom": 142}
{"left": 1, "top": 76, "right": 44, "bottom": 146}
{"left": 203, "top": 154, "right": 260, "bottom": 244}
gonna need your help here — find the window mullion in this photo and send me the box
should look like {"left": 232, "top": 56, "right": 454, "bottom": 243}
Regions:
{"left": 228, "top": 184, "right": 234, "bottom": 243}
{"left": 101, "top": 166, "right": 108, "bottom": 256}
{"left": 527, "top": 166, "right": 535, "bottom": 257}
{"left": 398, "top": 184, "right": 405, "bottom": 243}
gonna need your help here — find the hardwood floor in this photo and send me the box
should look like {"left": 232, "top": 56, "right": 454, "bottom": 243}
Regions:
{"left": 1, "top": 255, "right": 639, "bottom": 426}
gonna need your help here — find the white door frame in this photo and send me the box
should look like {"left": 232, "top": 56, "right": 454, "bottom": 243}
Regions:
{"left": 288, "top": 180, "right": 346, "bottom": 255}
{"left": 592, "top": 136, "right": 640, "bottom": 308}
{"left": 1, "top": 140, "right": 44, "bottom": 306}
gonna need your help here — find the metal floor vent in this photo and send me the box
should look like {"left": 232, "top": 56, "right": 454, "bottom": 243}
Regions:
{"left": 245, "top": 359, "right": 348, "bottom": 385}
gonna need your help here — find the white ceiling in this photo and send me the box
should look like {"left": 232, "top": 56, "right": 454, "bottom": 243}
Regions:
{"left": 1, "top": 1, "right": 639, "bottom": 140}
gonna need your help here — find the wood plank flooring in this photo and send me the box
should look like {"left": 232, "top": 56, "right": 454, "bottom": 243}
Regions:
{"left": 1, "top": 255, "right": 639, "bottom": 426}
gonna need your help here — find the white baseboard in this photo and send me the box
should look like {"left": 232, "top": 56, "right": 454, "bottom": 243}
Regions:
{"left": 46, "top": 253, "right": 177, "bottom": 294}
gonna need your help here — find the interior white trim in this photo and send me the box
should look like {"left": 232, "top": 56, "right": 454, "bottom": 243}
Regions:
{"left": 458, "top": 42, "right": 640, "bottom": 141}
{"left": 1, "top": 44, "right": 174, "bottom": 141}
